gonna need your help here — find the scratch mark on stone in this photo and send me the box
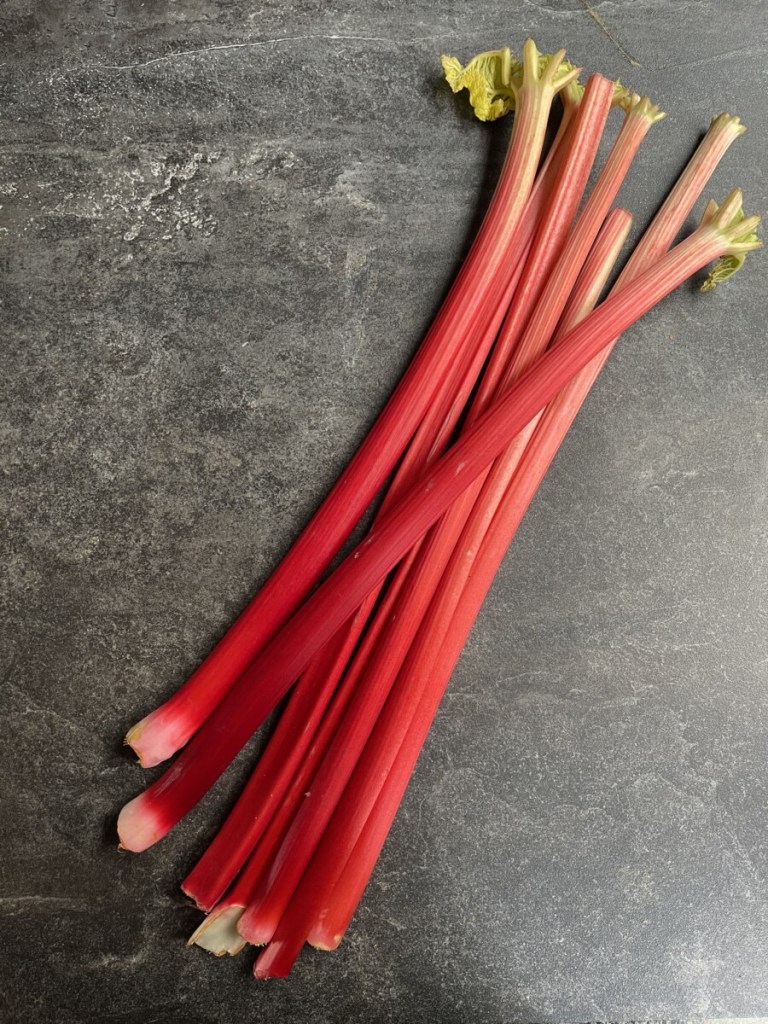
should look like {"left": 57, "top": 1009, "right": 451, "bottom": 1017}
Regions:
{"left": 655, "top": 47, "right": 768, "bottom": 72}
{"left": 579, "top": 1, "right": 643, "bottom": 67}
{"left": 0, "top": 895, "right": 92, "bottom": 916}
{"left": 1, "top": 656, "right": 17, "bottom": 688}
{"left": 5, "top": 676, "right": 91, "bottom": 736}
{"left": 57, "top": 34, "right": 443, "bottom": 75}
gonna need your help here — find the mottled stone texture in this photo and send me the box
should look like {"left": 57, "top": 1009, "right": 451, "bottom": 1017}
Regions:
{"left": 1, "top": 1, "right": 766, "bottom": 1021}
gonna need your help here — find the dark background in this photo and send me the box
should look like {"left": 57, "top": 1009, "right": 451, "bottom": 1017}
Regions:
{"left": 1, "top": 2, "right": 766, "bottom": 1021}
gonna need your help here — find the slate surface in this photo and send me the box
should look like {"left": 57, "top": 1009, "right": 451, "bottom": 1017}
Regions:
{"left": 1, "top": 2, "right": 767, "bottom": 1021}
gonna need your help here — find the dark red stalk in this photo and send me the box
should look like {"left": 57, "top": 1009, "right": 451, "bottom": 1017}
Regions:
{"left": 118, "top": 192, "right": 756, "bottom": 853}
{"left": 125, "top": 42, "right": 575, "bottom": 769}
{"left": 301, "top": 117, "right": 750, "bottom": 951}
{"left": 252, "top": 209, "right": 633, "bottom": 975}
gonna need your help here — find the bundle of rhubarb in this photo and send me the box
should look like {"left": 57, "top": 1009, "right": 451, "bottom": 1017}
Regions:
{"left": 117, "top": 40, "right": 760, "bottom": 978}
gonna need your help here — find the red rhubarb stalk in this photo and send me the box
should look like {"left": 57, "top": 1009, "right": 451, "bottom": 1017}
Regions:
{"left": 253, "top": 209, "right": 633, "bottom": 975}
{"left": 179, "top": 96, "right": 584, "bottom": 910}
{"left": 175, "top": 56, "right": 582, "bottom": 912}
{"left": 234, "top": 73, "right": 616, "bottom": 947}
{"left": 125, "top": 40, "right": 578, "bottom": 768}
{"left": 183, "top": 219, "right": 537, "bottom": 913}
{"left": 181, "top": 544, "right": 423, "bottom": 910}
{"left": 360, "top": 94, "right": 664, "bottom": 711}
{"left": 117, "top": 191, "right": 759, "bottom": 853}
{"left": 189, "top": 546, "right": 431, "bottom": 934}
{"left": 302, "top": 115, "right": 750, "bottom": 951}
{"left": 187, "top": 73, "right": 604, "bottom": 929}
{"left": 328, "top": 88, "right": 661, "bottom": 754}
{"left": 180, "top": 614, "right": 361, "bottom": 912}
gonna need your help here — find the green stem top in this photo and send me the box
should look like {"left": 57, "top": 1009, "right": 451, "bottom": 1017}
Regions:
{"left": 441, "top": 38, "right": 581, "bottom": 121}
{"left": 699, "top": 188, "right": 761, "bottom": 290}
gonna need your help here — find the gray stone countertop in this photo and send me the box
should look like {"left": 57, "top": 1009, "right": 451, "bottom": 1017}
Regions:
{"left": 1, "top": 2, "right": 767, "bottom": 1021}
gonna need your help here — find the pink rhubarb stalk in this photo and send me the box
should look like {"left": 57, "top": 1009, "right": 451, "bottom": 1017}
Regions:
{"left": 235, "top": 72, "right": 616, "bottom": 947}
{"left": 125, "top": 40, "right": 578, "bottom": 768}
{"left": 117, "top": 190, "right": 759, "bottom": 853}
{"left": 300, "top": 114, "right": 750, "bottom": 952}
{"left": 253, "top": 208, "right": 633, "bottom": 974}
{"left": 177, "top": 66, "right": 581, "bottom": 911}
{"left": 182, "top": 224, "right": 534, "bottom": 914}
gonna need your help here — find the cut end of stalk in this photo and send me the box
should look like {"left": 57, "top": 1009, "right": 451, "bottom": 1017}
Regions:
{"left": 124, "top": 707, "right": 194, "bottom": 769}
{"left": 709, "top": 111, "right": 747, "bottom": 142}
{"left": 180, "top": 878, "right": 212, "bottom": 913}
{"left": 617, "top": 90, "right": 666, "bottom": 124}
{"left": 561, "top": 78, "right": 585, "bottom": 111}
{"left": 188, "top": 905, "right": 247, "bottom": 956}
{"left": 611, "top": 80, "right": 629, "bottom": 108}
{"left": 123, "top": 719, "right": 151, "bottom": 766}
{"left": 524, "top": 38, "right": 581, "bottom": 95}
{"left": 306, "top": 929, "right": 343, "bottom": 951}
{"left": 236, "top": 908, "right": 277, "bottom": 947}
{"left": 117, "top": 793, "right": 167, "bottom": 853}
{"left": 253, "top": 940, "right": 297, "bottom": 980}
{"left": 306, "top": 909, "right": 344, "bottom": 950}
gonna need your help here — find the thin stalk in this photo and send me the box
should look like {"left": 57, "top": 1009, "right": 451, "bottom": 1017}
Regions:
{"left": 622, "top": 112, "right": 747, "bottom": 273}
{"left": 255, "top": 209, "right": 632, "bottom": 974}
{"left": 118, "top": 191, "right": 758, "bottom": 853}
{"left": 231, "top": 76, "right": 615, "bottom": 945}
{"left": 125, "top": 41, "right": 576, "bottom": 769}
{"left": 303, "top": 117, "right": 750, "bottom": 950}
{"left": 470, "top": 74, "right": 617, "bottom": 414}
{"left": 180, "top": 95, "right": 577, "bottom": 911}
{"left": 180, "top": 614, "right": 360, "bottom": 913}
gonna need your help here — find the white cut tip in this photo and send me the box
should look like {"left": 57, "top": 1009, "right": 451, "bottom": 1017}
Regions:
{"left": 188, "top": 905, "right": 247, "bottom": 956}
{"left": 117, "top": 794, "right": 165, "bottom": 853}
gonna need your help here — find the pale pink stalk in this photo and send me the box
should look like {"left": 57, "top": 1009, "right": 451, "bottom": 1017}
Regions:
{"left": 302, "top": 116, "right": 750, "bottom": 950}
{"left": 255, "top": 208, "right": 633, "bottom": 973}
{"left": 118, "top": 191, "right": 758, "bottom": 854}
{"left": 125, "top": 41, "right": 578, "bottom": 768}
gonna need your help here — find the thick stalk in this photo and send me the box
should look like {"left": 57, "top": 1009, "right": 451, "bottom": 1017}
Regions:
{"left": 256, "top": 209, "right": 632, "bottom": 974}
{"left": 180, "top": 93, "right": 577, "bottom": 910}
{"left": 118, "top": 194, "right": 757, "bottom": 853}
{"left": 125, "top": 41, "right": 575, "bottom": 768}
{"left": 304, "top": 118, "right": 750, "bottom": 949}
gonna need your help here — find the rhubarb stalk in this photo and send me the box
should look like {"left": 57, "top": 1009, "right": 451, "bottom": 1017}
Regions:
{"left": 125, "top": 40, "right": 579, "bottom": 768}
{"left": 295, "top": 210, "right": 634, "bottom": 959}
{"left": 118, "top": 191, "right": 759, "bottom": 853}
{"left": 234, "top": 72, "right": 617, "bottom": 947}
{"left": 300, "top": 115, "right": 751, "bottom": 952}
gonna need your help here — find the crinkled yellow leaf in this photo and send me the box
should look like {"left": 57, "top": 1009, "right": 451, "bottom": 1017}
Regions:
{"left": 440, "top": 49, "right": 517, "bottom": 122}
